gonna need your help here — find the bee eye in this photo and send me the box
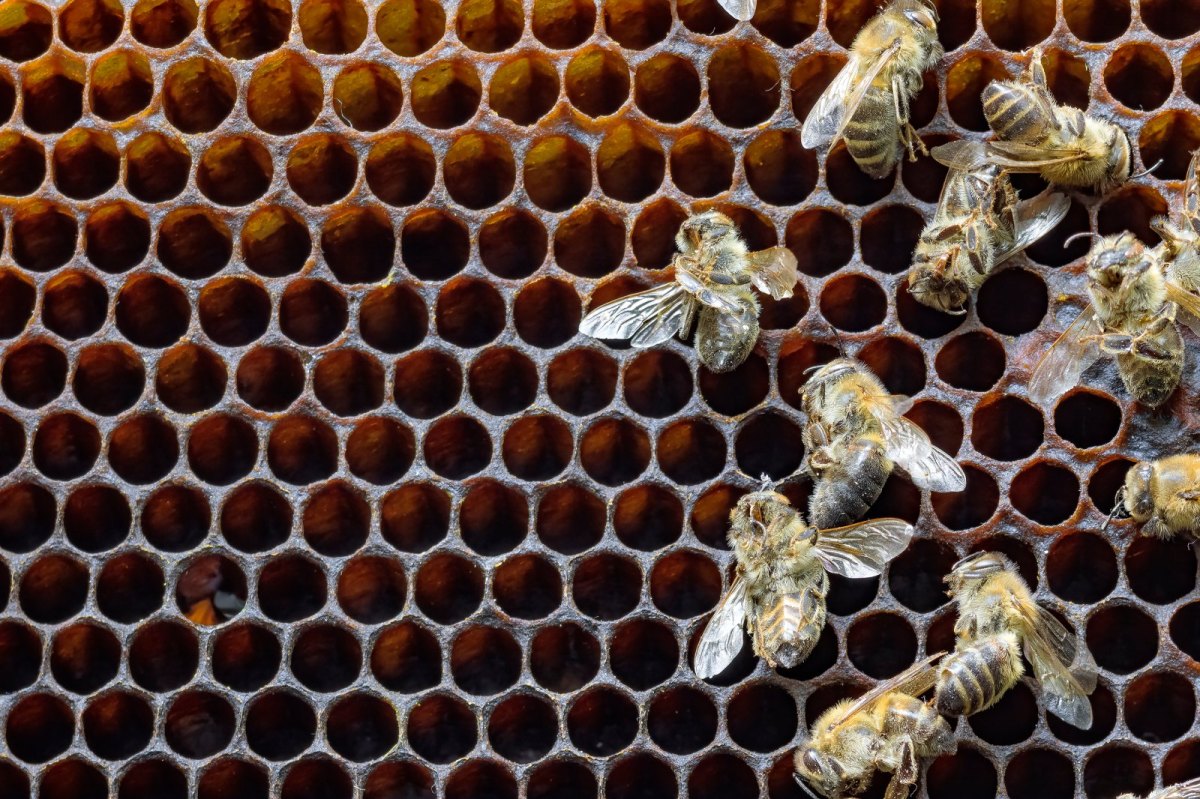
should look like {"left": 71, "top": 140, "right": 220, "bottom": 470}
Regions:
{"left": 803, "top": 750, "right": 825, "bottom": 774}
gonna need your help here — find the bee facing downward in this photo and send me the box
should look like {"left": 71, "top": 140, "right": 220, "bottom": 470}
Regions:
{"left": 1108, "top": 455, "right": 1200, "bottom": 540}
{"left": 795, "top": 654, "right": 956, "bottom": 799}
{"left": 801, "top": 0, "right": 943, "bottom": 179}
{"left": 579, "top": 211, "right": 798, "bottom": 373}
{"left": 933, "top": 49, "right": 1132, "bottom": 192}
{"left": 693, "top": 485, "right": 914, "bottom": 678}
{"left": 1029, "top": 232, "right": 1200, "bottom": 408}
{"left": 800, "top": 358, "right": 966, "bottom": 530}
{"left": 908, "top": 140, "right": 1069, "bottom": 312}
{"left": 935, "top": 552, "right": 1098, "bottom": 729}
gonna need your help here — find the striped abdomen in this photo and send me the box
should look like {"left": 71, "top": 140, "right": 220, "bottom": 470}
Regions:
{"left": 844, "top": 88, "right": 901, "bottom": 179}
{"left": 934, "top": 633, "right": 1022, "bottom": 717}
{"left": 809, "top": 436, "right": 891, "bottom": 530}
{"left": 982, "top": 81, "right": 1049, "bottom": 143}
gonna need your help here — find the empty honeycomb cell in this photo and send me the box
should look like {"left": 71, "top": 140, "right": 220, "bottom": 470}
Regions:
{"left": 859, "top": 205, "right": 924, "bottom": 275}
{"left": 332, "top": 65, "right": 403, "bottom": 134}
{"left": 444, "top": 132, "right": 517, "bottom": 208}
{"left": 90, "top": 50, "right": 154, "bottom": 121}
{"left": 19, "top": 553, "right": 87, "bottom": 625}
{"left": 964, "top": 680, "right": 1038, "bottom": 745}
{"left": 530, "top": 761, "right": 599, "bottom": 799}
{"left": 690, "top": 754, "right": 760, "bottom": 799}
{"left": 742, "top": 130, "right": 817, "bottom": 206}
{"left": 1165, "top": 743, "right": 1200, "bottom": 788}
{"left": 936, "top": 331, "right": 1006, "bottom": 391}
{"left": 83, "top": 691, "right": 154, "bottom": 760}
{"left": 359, "top": 284, "right": 428, "bottom": 354}
{"left": 532, "top": 485, "right": 603, "bottom": 555}
{"left": 699, "top": 355, "right": 770, "bottom": 418}
{"left": 1084, "top": 746, "right": 1153, "bottom": 799}
{"left": 565, "top": 47, "right": 630, "bottom": 117}
{"left": 197, "top": 135, "right": 274, "bottom": 206}
{"left": 380, "top": 483, "right": 450, "bottom": 554}
{"left": 158, "top": 207, "right": 234, "bottom": 280}
{"left": 634, "top": 53, "right": 700, "bottom": 124}
{"left": 468, "top": 348, "right": 537, "bottom": 416}
{"left": 98, "top": 552, "right": 165, "bottom": 623}
{"left": 902, "top": 133, "right": 954, "bottom": 203}
{"left": 860, "top": 336, "right": 927, "bottom": 396}
{"left": 455, "top": 0, "right": 522, "bottom": 52}
{"left": 1048, "top": 686, "right": 1116, "bottom": 744}
{"left": 820, "top": 273, "right": 887, "bottom": 332}
{"left": 1054, "top": 390, "right": 1121, "bottom": 449}
{"left": 649, "top": 549, "right": 718, "bottom": 622}
{"left": 975, "top": 268, "right": 1047, "bottom": 336}
{"left": 302, "top": 481, "right": 370, "bottom": 556}
{"left": 927, "top": 748, "right": 999, "bottom": 799}
{"left": 408, "top": 693, "right": 478, "bottom": 762}
{"left": 337, "top": 556, "right": 407, "bottom": 623}
{"left": 108, "top": 414, "right": 180, "bottom": 484}
{"left": 1064, "top": 0, "right": 1130, "bottom": 41}
{"left": 280, "top": 279, "right": 349, "bottom": 346}
{"left": 573, "top": 552, "right": 641, "bottom": 619}
{"left": 659, "top": 418, "right": 727, "bottom": 485}
{"left": 220, "top": 482, "right": 291, "bottom": 552}
{"left": 528, "top": 623, "right": 599, "bottom": 693}
{"left": 240, "top": 207, "right": 309, "bottom": 278}
{"left": 394, "top": 350, "right": 463, "bottom": 419}
{"left": 212, "top": 623, "right": 281, "bottom": 691}
{"left": 568, "top": 687, "right": 637, "bottom": 756}
{"left": 236, "top": 346, "right": 304, "bottom": 412}
{"left": 0, "top": 484, "right": 51, "bottom": 554}
{"left": 21, "top": 55, "right": 84, "bottom": 133}
{"left": 415, "top": 552, "right": 484, "bottom": 624}
{"left": 932, "top": 465, "right": 1000, "bottom": 529}
{"left": 297, "top": 0, "right": 367, "bottom": 53}
{"left": 708, "top": 44, "right": 781, "bottom": 128}
{"left": 131, "top": 0, "right": 198, "bottom": 46}
{"left": 6, "top": 693, "right": 73, "bottom": 763}
{"left": 645, "top": 687, "right": 717, "bottom": 756}
{"left": 596, "top": 122, "right": 665, "bottom": 203}
{"left": 610, "top": 618, "right": 679, "bottom": 690}
{"left": 1088, "top": 604, "right": 1157, "bottom": 673}
{"left": 187, "top": 414, "right": 258, "bottom": 485}
{"left": 256, "top": 551, "right": 326, "bottom": 619}
{"left": 946, "top": 53, "right": 1010, "bottom": 131}
{"left": 1173, "top": 603, "right": 1200, "bottom": 664}
{"left": 1098, "top": 185, "right": 1167, "bottom": 245}
{"left": 119, "top": 760, "right": 188, "bottom": 799}
{"left": 1005, "top": 749, "right": 1076, "bottom": 799}
{"left": 847, "top": 611, "right": 918, "bottom": 678}
{"left": 129, "top": 620, "right": 199, "bottom": 690}
{"left": 488, "top": 693, "right": 559, "bottom": 763}
{"left": 291, "top": 624, "right": 362, "bottom": 691}
{"left": 84, "top": 202, "right": 151, "bottom": 274}
{"left": 524, "top": 136, "right": 591, "bottom": 213}
{"left": 490, "top": 55, "right": 559, "bottom": 126}
{"left": 479, "top": 210, "right": 548, "bottom": 279}
{"left": 1128, "top": 536, "right": 1195, "bottom": 604}
{"left": 167, "top": 695, "right": 245, "bottom": 757}
{"left": 125, "top": 131, "right": 190, "bottom": 202}
{"left": 203, "top": 0, "right": 290, "bottom": 57}
{"left": 1139, "top": 111, "right": 1200, "bottom": 181}
{"left": 162, "top": 57, "right": 236, "bottom": 134}
{"left": 40, "top": 760, "right": 106, "bottom": 799}
{"left": 73, "top": 344, "right": 143, "bottom": 417}
{"left": 609, "top": 755, "right": 679, "bottom": 799}
{"left": 346, "top": 416, "right": 416, "bottom": 484}
{"left": 897, "top": 283, "right": 964, "bottom": 340}
{"left": 1103, "top": 44, "right": 1172, "bottom": 111}
{"left": 1185, "top": 48, "right": 1200, "bottom": 106}
{"left": 245, "top": 691, "right": 318, "bottom": 760}
{"left": 426, "top": 414, "right": 493, "bottom": 477}
{"left": 246, "top": 52, "right": 322, "bottom": 135}
{"left": 12, "top": 200, "right": 77, "bottom": 271}
{"left": 460, "top": 480, "right": 527, "bottom": 555}
{"left": 33, "top": 412, "right": 100, "bottom": 480}
{"left": 604, "top": 0, "right": 672, "bottom": 49}
{"left": 0, "top": 131, "right": 44, "bottom": 196}
{"left": 0, "top": 411, "right": 22, "bottom": 476}
{"left": 400, "top": 208, "right": 468, "bottom": 281}
{"left": 141, "top": 484, "right": 210, "bottom": 552}
{"left": 494, "top": 554, "right": 564, "bottom": 617}
{"left": 532, "top": 0, "right": 594, "bottom": 47}
{"left": 266, "top": 415, "right": 338, "bottom": 485}
{"left": 888, "top": 538, "right": 957, "bottom": 613}
{"left": 2, "top": 340, "right": 66, "bottom": 408}
{"left": 376, "top": 0, "right": 444, "bottom": 55}
{"left": 614, "top": 484, "right": 683, "bottom": 551}
{"left": 328, "top": 693, "right": 400, "bottom": 761}
{"left": 156, "top": 343, "right": 227, "bottom": 413}
{"left": 1143, "top": 0, "right": 1200, "bottom": 37}
{"left": 411, "top": 60, "right": 482, "bottom": 130}
{"left": 59, "top": 0, "right": 123, "bottom": 51}
{"left": 623, "top": 350, "right": 691, "bottom": 417}
{"left": 630, "top": 198, "right": 685, "bottom": 270}
{"left": 826, "top": 143, "right": 896, "bottom": 205}
{"left": 1125, "top": 671, "right": 1194, "bottom": 742}
{"left": 0, "top": 0, "right": 51, "bottom": 61}
{"left": 670, "top": 131, "right": 735, "bottom": 198}
{"left": 370, "top": 621, "right": 441, "bottom": 693}
{"left": 288, "top": 136, "right": 358, "bottom": 206}
{"left": 982, "top": 0, "right": 1054, "bottom": 50}
{"left": 1047, "top": 532, "right": 1116, "bottom": 603}
{"left": 734, "top": 411, "right": 805, "bottom": 479}
{"left": 0, "top": 270, "right": 34, "bottom": 339}
{"left": 313, "top": 350, "right": 384, "bottom": 416}
{"left": 1011, "top": 461, "right": 1079, "bottom": 525}
{"left": 728, "top": 683, "right": 797, "bottom": 752}
{"left": 281, "top": 759, "right": 353, "bottom": 799}
{"left": 0, "top": 621, "right": 39, "bottom": 693}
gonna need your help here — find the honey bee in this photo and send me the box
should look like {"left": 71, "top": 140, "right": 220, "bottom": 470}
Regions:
{"left": 935, "top": 552, "right": 1098, "bottom": 729}
{"left": 1108, "top": 455, "right": 1200, "bottom": 540}
{"left": 801, "top": 0, "right": 943, "bottom": 179}
{"left": 1119, "top": 779, "right": 1200, "bottom": 799}
{"left": 579, "top": 211, "right": 798, "bottom": 373}
{"left": 1152, "top": 149, "right": 1200, "bottom": 294}
{"left": 908, "top": 140, "right": 1070, "bottom": 312}
{"left": 1028, "top": 232, "right": 1200, "bottom": 408}
{"left": 693, "top": 484, "right": 914, "bottom": 678}
{"left": 800, "top": 358, "right": 966, "bottom": 530}
{"left": 794, "top": 653, "right": 956, "bottom": 799}
{"left": 932, "top": 50, "right": 1132, "bottom": 192}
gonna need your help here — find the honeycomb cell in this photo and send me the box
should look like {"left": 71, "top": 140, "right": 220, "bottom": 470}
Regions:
{"left": 896, "top": 284, "right": 963, "bottom": 341}
{"left": 623, "top": 350, "right": 690, "bottom": 418}
{"left": 204, "top": 0, "right": 291, "bottom": 58}
{"left": 567, "top": 47, "right": 630, "bottom": 115}
{"left": 51, "top": 128, "right": 118, "bottom": 200}
{"left": 98, "top": 552, "right": 165, "bottom": 624}
{"left": 408, "top": 693, "right": 478, "bottom": 763}
{"left": 328, "top": 693, "right": 400, "bottom": 763}
{"left": 119, "top": 760, "right": 188, "bottom": 799}
{"left": 298, "top": 0, "right": 367, "bottom": 53}
{"left": 63, "top": 484, "right": 130, "bottom": 553}
{"left": 1128, "top": 536, "right": 1195, "bottom": 605}
{"left": 568, "top": 687, "right": 637, "bottom": 756}
{"left": 162, "top": 57, "right": 236, "bottom": 134}
{"left": 0, "top": 131, "right": 44, "bottom": 196}
{"left": 490, "top": 55, "right": 559, "bottom": 126}
{"left": 826, "top": 142, "right": 895, "bottom": 205}
{"left": 302, "top": 481, "right": 369, "bottom": 557}
{"left": 360, "top": 284, "right": 428, "bottom": 354}
{"left": 0, "top": 621, "right": 39, "bottom": 693}
{"left": 84, "top": 203, "right": 150, "bottom": 275}
{"left": 659, "top": 418, "right": 727, "bottom": 485}
{"left": 129, "top": 620, "right": 199, "bottom": 691}
{"left": 234, "top": 347, "right": 302, "bottom": 413}
{"left": 634, "top": 53, "right": 700, "bottom": 124}
{"left": 444, "top": 132, "right": 516, "bottom": 209}
{"left": 21, "top": 55, "right": 84, "bottom": 134}
{"left": 393, "top": 351, "right": 461, "bottom": 419}
{"left": 372, "top": 621, "right": 442, "bottom": 693}
{"left": 40, "top": 760, "right": 105, "bottom": 799}
{"left": 645, "top": 686, "right": 717, "bottom": 756}
{"left": 125, "top": 131, "right": 191, "bottom": 202}
{"left": 629, "top": 199, "right": 684, "bottom": 271}
{"left": 946, "top": 53, "right": 1010, "bottom": 131}
{"left": 212, "top": 623, "right": 281, "bottom": 691}
{"left": 743, "top": 130, "right": 816, "bottom": 206}
{"left": 1139, "top": 111, "right": 1200, "bottom": 182}
{"left": 288, "top": 135, "right": 357, "bottom": 206}
{"left": 401, "top": 209, "right": 468, "bottom": 281}
{"left": 1063, "top": 0, "right": 1130, "bottom": 41}
{"left": 377, "top": 0, "right": 444, "bottom": 55}
{"left": 467, "top": 348, "right": 537, "bottom": 417}
{"left": 446, "top": 625, "right": 519, "bottom": 697}
{"left": 1084, "top": 746, "right": 1153, "bottom": 799}
{"left": 197, "top": 136, "right": 273, "bottom": 206}
{"left": 614, "top": 484, "right": 683, "bottom": 551}
{"left": 1098, "top": 185, "right": 1167, "bottom": 246}
{"left": 821, "top": 273, "right": 887, "bottom": 332}
{"left": 671, "top": 131, "right": 734, "bottom": 198}
{"left": 1053, "top": 390, "right": 1121, "bottom": 449}
{"left": 131, "top": 0, "right": 198, "bottom": 47}
{"left": 346, "top": 416, "right": 416, "bottom": 485}
{"left": 33, "top": 412, "right": 100, "bottom": 480}
{"left": 932, "top": 465, "right": 999, "bottom": 530}
{"left": 708, "top": 44, "right": 780, "bottom": 128}
{"left": 258, "top": 554, "right": 327, "bottom": 622}
{"left": 155, "top": 344, "right": 225, "bottom": 414}
{"left": 459, "top": 480, "right": 527, "bottom": 556}
{"left": 784, "top": 211, "right": 852, "bottom": 281}
{"left": 415, "top": 552, "right": 484, "bottom": 624}
{"left": 1011, "top": 461, "right": 1079, "bottom": 526}
{"left": 860, "top": 336, "right": 927, "bottom": 396}
{"left": 0, "top": 0, "right": 51, "bottom": 61}
{"left": 729, "top": 683, "right": 797, "bottom": 752}
{"left": 245, "top": 691, "right": 317, "bottom": 761}
{"left": 486, "top": 694, "right": 558, "bottom": 763}
{"left": 528, "top": 623, "right": 598, "bottom": 693}
{"left": 1047, "top": 532, "right": 1116, "bottom": 603}
{"left": 861, "top": 205, "right": 923, "bottom": 274}
{"left": 246, "top": 52, "right": 322, "bottom": 135}
{"left": 332, "top": 63, "right": 403, "bottom": 133}
{"left": 1124, "top": 671, "right": 1194, "bottom": 743}
{"left": 337, "top": 556, "right": 406, "bottom": 624}
{"left": 12, "top": 200, "right": 77, "bottom": 271}
{"left": 6, "top": 693, "right": 73, "bottom": 763}
{"left": 734, "top": 411, "right": 805, "bottom": 480}
{"left": 0, "top": 270, "right": 33, "bottom": 340}
{"left": 1088, "top": 605, "right": 1157, "bottom": 673}
{"left": 282, "top": 759, "right": 353, "bottom": 799}
{"left": 1005, "top": 748, "right": 1076, "bottom": 799}
{"left": 90, "top": 50, "right": 154, "bottom": 121}
{"left": 888, "top": 538, "right": 957, "bottom": 613}
{"left": 313, "top": 350, "right": 384, "bottom": 416}
{"left": 596, "top": 121, "right": 665, "bottom": 203}
{"left": 610, "top": 617, "right": 678, "bottom": 689}
{"left": 495, "top": 554, "right": 564, "bottom": 618}
{"left": 478, "top": 209, "right": 547, "bottom": 279}
{"left": 139, "top": 485, "right": 208, "bottom": 553}
{"left": 650, "top": 550, "right": 720, "bottom": 619}
{"left": 573, "top": 552, "right": 641, "bottom": 620}
{"left": 847, "top": 611, "right": 918, "bottom": 678}
{"left": 982, "top": 0, "right": 1053, "bottom": 50}
{"left": 266, "top": 415, "right": 338, "bottom": 485}
{"left": 158, "top": 208, "right": 233, "bottom": 281}
{"left": 292, "top": 623, "right": 361, "bottom": 692}
{"left": 525, "top": 136, "right": 591, "bottom": 212}
{"left": 1142, "top": 0, "right": 1200, "bottom": 37}
{"left": 280, "top": 279, "right": 349, "bottom": 346}
{"left": 165, "top": 691, "right": 235, "bottom": 758}
{"left": 381, "top": 482, "right": 450, "bottom": 553}
{"left": 927, "top": 748, "right": 998, "bottom": 799}
{"left": 425, "top": 414, "right": 494, "bottom": 478}
{"left": 532, "top": 484, "right": 599, "bottom": 555}
{"left": 699, "top": 354, "right": 769, "bottom": 418}
{"left": 936, "top": 331, "right": 1006, "bottom": 391}
{"left": 0, "top": 411, "right": 22, "bottom": 478}
{"left": 2, "top": 340, "right": 67, "bottom": 408}
{"left": 1102, "top": 43, "right": 1172, "bottom": 112}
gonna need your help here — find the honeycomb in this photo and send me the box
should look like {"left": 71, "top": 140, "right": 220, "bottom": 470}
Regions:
{"left": 0, "top": 0, "right": 1199, "bottom": 796}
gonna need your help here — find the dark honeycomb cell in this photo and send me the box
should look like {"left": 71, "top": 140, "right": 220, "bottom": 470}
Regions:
{"left": 129, "top": 621, "right": 199, "bottom": 691}
{"left": 258, "top": 555, "right": 327, "bottom": 622}
{"left": 568, "top": 686, "right": 637, "bottom": 756}
{"left": 131, "top": 0, "right": 198, "bottom": 46}
{"left": 381, "top": 482, "right": 451, "bottom": 552}
{"left": 488, "top": 693, "right": 558, "bottom": 763}
{"left": 98, "top": 553, "right": 165, "bottom": 624}
{"left": 245, "top": 691, "right": 317, "bottom": 761}
{"left": 85, "top": 203, "right": 150, "bottom": 274}
{"left": 532, "top": 623, "right": 600, "bottom": 692}
{"left": 821, "top": 273, "right": 886, "bottom": 332}
{"left": 1006, "top": 748, "right": 1076, "bottom": 799}
{"left": 1011, "top": 461, "right": 1079, "bottom": 525}
{"left": 972, "top": 395, "right": 1043, "bottom": 461}
{"left": 291, "top": 624, "right": 361, "bottom": 692}
{"left": 573, "top": 552, "right": 641, "bottom": 619}
{"left": 0, "top": 0, "right": 52, "bottom": 61}
{"left": 281, "top": 759, "right": 353, "bottom": 799}
{"left": 119, "top": 759, "right": 188, "bottom": 799}
{"left": 42, "top": 760, "right": 106, "bottom": 799}
{"left": 494, "top": 553, "right": 563, "bottom": 618}
{"left": 0, "top": 621, "right": 40, "bottom": 693}
{"left": 408, "top": 693, "right": 478, "bottom": 763}
{"left": 1065, "top": 0, "right": 1130, "bottom": 41}
{"left": 728, "top": 683, "right": 797, "bottom": 752}
{"left": 1047, "top": 532, "right": 1117, "bottom": 603}
{"left": 328, "top": 693, "right": 399, "bottom": 762}
{"left": 847, "top": 612, "right": 918, "bottom": 678}
{"left": 611, "top": 618, "right": 678, "bottom": 689}
{"left": 51, "top": 622, "right": 118, "bottom": 694}
{"left": 213, "top": 623, "right": 282, "bottom": 692}
{"left": 21, "top": 55, "right": 85, "bottom": 134}
{"left": 1087, "top": 605, "right": 1157, "bottom": 673}
{"left": 302, "top": 481, "right": 370, "bottom": 556}
{"left": 648, "top": 686, "right": 716, "bottom": 754}
{"left": 932, "top": 465, "right": 1000, "bottom": 530}
{"left": 83, "top": 691, "right": 154, "bottom": 759}
{"left": 1139, "top": 110, "right": 1200, "bottom": 181}
{"left": 6, "top": 693, "right": 73, "bottom": 763}
{"left": 491, "top": 55, "right": 559, "bottom": 126}
{"left": 635, "top": 53, "right": 700, "bottom": 124}
{"left": 246, "top": 52, "right": 323, "bottom": 135}
{"left": 451, "top": 625, "right": 520, "bottom": 694}
{"left": 1083, "top": 745, "right": 1153, "bottom": 799}
{"left": 372, "top": 621, "right": 442, "bottom": 693}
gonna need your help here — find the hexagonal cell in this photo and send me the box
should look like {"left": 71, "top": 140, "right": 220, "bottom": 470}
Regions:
{"left": 196, "top": 136, "right": 274, "bottom": 206}
{"left": 291, "top": 623, "right": 361, "bottom": 692}
{"left": 573, "top": 552, "right": 641, "bottom": 619}
{"left": 1087, "top": 604, "right": 1157, "bottom": 673}
{"left": 281, "top": 759, "right": 353, "bottom": 799}
{"left": 568, "top": 687, "right": 637, "bottom": 756}
{"left": 377, "top": 0, "right": 444, "bottom": 55}
{"left": 444, "top": 132, "right": 516, "bottom": 209}
{"left": 302, "top": 481, "right": 370, "bottom": 556}
{"left": 258, "top": 555, "right": 327, "bottom": 622}
{"left": 728, "top": 683, "right": 797, "bottom": 752}
{"left": 494, "top": 553, "right": 563, "bottom": 618}
{"left": 407, "top": 693, "right": 478, "bottom": 763}
{"left": 1138, "top": 110, "right": 1200, "bottom": 182}
{"left": 1064, "top": 0, "right": 1130, "bottom": 41}
{"left": 932, "top": 465, "right": 999, "bottom": 530}
{"left": 84, "top": 202, "right": 150, "bottom": 274}
{"left": 280, "top": 279, "right": 348, "bottom": 346}
{"left": 129, "top": 620, "right": 199, "bottom": 691}
{"left": 820, "top": 273, "right": 886, "bottom": 332}
{"left": 131, "top": 0, "right": 198, "bottom": 47}
{"left": 635, "top": 53, "right": 700, "bottom": 124}
{"left": 381, "top": 482, "right": 451, "bottom": 553}
{"left": 175, "top": 553, "right": 245, "bottom": 625}
{"left": 531, "top": 622, "right": 599, "bottom": 692}
{"left": 0, "top": 0, "right": 52, "bottom": 62}
{"left": 212, "top": 623, "right": 282, "bottom": 692}
{"left": 1011, "top": 461, "right": 1079, "bottom": 526}
{"left": 372, "top": 621, "right": 442, "bottom": 693}
{"left": 0, "top": 484, "right": 50, "bottom": 553}
{"left": 246, "top": 52, "right": 323, "bottom": 135}
{"left": 163, "top": 57, "right": 236, "bottom": 134}
{"left": 415, "top": 552, "right": 484, "bottom": 623}
{"left": 21, "top": 55, "right": 85, "bottom": 134}
{"left": 165, "top": 690, "right": 236, "bottom": 758}
{"left": 1048, "top": 532, "right": 1116, "bottom": 603}
{"left": 50, "top": 622, "right": 118, "bottom": 694}
{"left": 245, "top": 690, "right": 317, "bottom": 761}
{"left": 1083, "top": 745, "right": 1153, "bottom": 799}
{"left": 708, "top": 43, "right": 780, "bottom": 128}
{"left": 90, "top": 50, "right": 154, "bottom": 121}
{"left": 337, "top": 556, "right": 407, "bottom": 623}
{"left": 125, "top": 131, "right": 190, "bottom": 202}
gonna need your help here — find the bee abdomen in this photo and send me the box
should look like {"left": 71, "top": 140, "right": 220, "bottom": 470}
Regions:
{"left": 757, "top": 588, "right": 826, "bottom": 668}
{"left": 934, "top": 636, "right": 1022, "bottom": 717}
{"left": 1117, "top": 333, "right": 1184, "bottom": 408}
{"left": 983, "top": 82, "right": 1043, "bottom": 142}
{"left": 844, "top": 90, "right": 900, "bottom": 178}
{"left": 809, "top": 437, "right": 891, "bottom": 529}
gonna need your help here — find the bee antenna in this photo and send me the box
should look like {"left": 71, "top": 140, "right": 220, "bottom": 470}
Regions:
{"left": 1062, "top": 231, "right": 1100, "bottom": 249}
{"left": 1131, "top": 159, "right": 1164, "bottom": 180}
{"left": 793, "top": 773, "right": 823, "bottom": 799}
{"left": 1102, "top": 487, "right": 1131, "bottom": 534}
{"left": 759, "top": 473, "right": 775, "bottom": 492}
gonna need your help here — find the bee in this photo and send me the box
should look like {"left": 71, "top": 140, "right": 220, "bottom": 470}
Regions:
{"left": 579, "top": 211, "right": 798, "bottom": 373}
{"left": 800, "top": 358, "right": 966, "bottom": 530}
{"left": 932, "top": 50, "right": 1131, "bottom": 192}
{"left": 177, "top": 556, "right": 244, "bottom": 626}
{"left": 714, "top": 0, "right": 755, "bottom": 20}
{"left": 1119, "top": 778, "right": 1200, "bottom": 799}
{"left": 693, "top": 483, "right": 914, "bottom": 678}
{"left": 935, "top": 552, "right": 1098, "bottom": 729}
{"left": 801, "top": 0, "right": 943, "bottom": 179}
{"left": 1152, "top": 149, "right": 1200, "bottom": 294}
{"left": 908, "top": 140, "right": 1070, "bottom": 312}
{"left": 794, "top": 653, "right": 956, "bottom": 799}
{"left": 1107, "top": 455, "right": 1200, "bottom": 540}
{"left": 1028, "top": 232, "right": 1200, "bottom": 408}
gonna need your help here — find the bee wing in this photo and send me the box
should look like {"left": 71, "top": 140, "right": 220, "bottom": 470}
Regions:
{"left": 999, "top": 191, "right": 1072, "bottom": 262}
{"left": 1184, "top": 151, "right": 1200, "bottom": 236}
{"left": 716, "top": 0, "right": 756, "bottom": 20}
{"left": 802, "top": 39, "right": 901, "bottom": 150}
{"left": 1019, "top": 603, "right": 1098, "bottom": 729}
{"left": 746, "top": 247, "right": 799, "bottom": 300}
{"left": 984, "top": 141, "right": 1090, "bottom": 172}
{"left": 1028, "top": 307, "right": 1103, "bottom": 407}
{"left": 1165, "top": 282, "right": 1200, "bottom": 337}
{"left": 822, "top": 652, "right": 946, "bottom": 733}
{"left": 930, "top": 139, "right": 991, "bottom": 172}
{"left": 579, "top": 283, "right": 691, "bottom": 347}
{"left": 1145, "top": 778, "right": 1200, "bottom": 799}
{"left": 877, "top": 414, "right": 967, "bottom": 493}
{"left": 693, "top": 576, "right": 749, "bottom": 679}
{"left": 813, "top": 519, "right": 915, "bottom": 578}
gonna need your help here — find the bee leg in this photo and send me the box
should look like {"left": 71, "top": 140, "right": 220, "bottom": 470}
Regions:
{"left": 883, "top": 739, "right": 919, "bottom": 799}
{"left": 1143, "top": 514, "right": 1173, "bottom": 540}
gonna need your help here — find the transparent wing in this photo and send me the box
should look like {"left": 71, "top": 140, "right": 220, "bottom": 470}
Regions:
{"left": 1147, "top": 778, "right": 1200, "bottom": 799}
{"left": 1019, "top": 603, "right": 1098, "bottom": 730}
{"left": 747, "top": 247, "right": 799, "bottom": 300}
{"left": 984, "top": 141, "right": 1090, "bottom": 172}
{"left": 823, "top": 652, "right": 945, "bottom": 734}
{"left": 694, "top": 576, "right": 749, "bottom": 679}
{"left": 877, "top": 414, "right": 966, "bottom": 492}
{"left": 1028, "top": 307, "right": 1103, "bottom": 407}
{"left": 1000, "top": 191, "right": 1071, "bottom": 262}
{"left": 1166, "top": 282, "right": 1200, "bottom": 337}
{"left": 813, "top": 519, "right": 915, "bottom": 578}
{"left": 579, "top": 284, "right": 690, "bottom": 347}
{"left": 802, "top": 41, "right": 900, "bottom": 151}
{"left": 930, "top": 139, "right": 991, "bottom": 172}
{"left": 1185, "top": 150, "right": 1200, "bottom": 235}
{"left": 717, "top": 0, "right": 756, "bottom": 21}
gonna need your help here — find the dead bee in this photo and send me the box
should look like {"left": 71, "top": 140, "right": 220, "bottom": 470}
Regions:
{"left": 933, "top": 49, "right": 1132, "bottom": 192}
{"left": 1119, "top": 779, "right": 1200, "bottom": 799}
{"left": 800, "top": 358, "right": 965, "bottom": 530}
{"left": 1108, "top": 455, "right": 1200, "bottom": 540}
{"left": 935, "top": 552, "right": 1098, "bottom": 729}
{"left": 801, "top": 0, "right": 943, "bottom": 178}
{"left": 908, "top": 140, "right": 1069, "bottom": 312}
{"left": 1152, "top": 148, "right": 1200, "bottom": 294}
{"left": 579, "top": 211, "right": 798, "bottom": 373}
{"left": 1029, "top": 232, "right": 1200, "bottom": 408}
{"left": 795, "top": 653, "right": 956, "bottom": 799}
{"left": 694, "top": 484, "right": 914, "bottom": 678}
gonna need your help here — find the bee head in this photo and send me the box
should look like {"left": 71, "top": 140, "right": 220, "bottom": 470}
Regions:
{"left": 1120, "top": 461, "right": 1155, "bottom": 523}
{"left": 794, "top": 747, "right": 846, "bottom": 798}
{"left": 908, "top": 252, "right": 969, "bottom": 313}
{"left": 1086, "top": 233, "right": 1145, "bottom": 288}
{"left": 677, "top": 211, "right": 738, "bottom": 252}
{"left": 947, "top": 551, "right": 1013, "bottom": 590}
{"left": 1107, "top": 126, "right": 1133, "bottom": 185}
